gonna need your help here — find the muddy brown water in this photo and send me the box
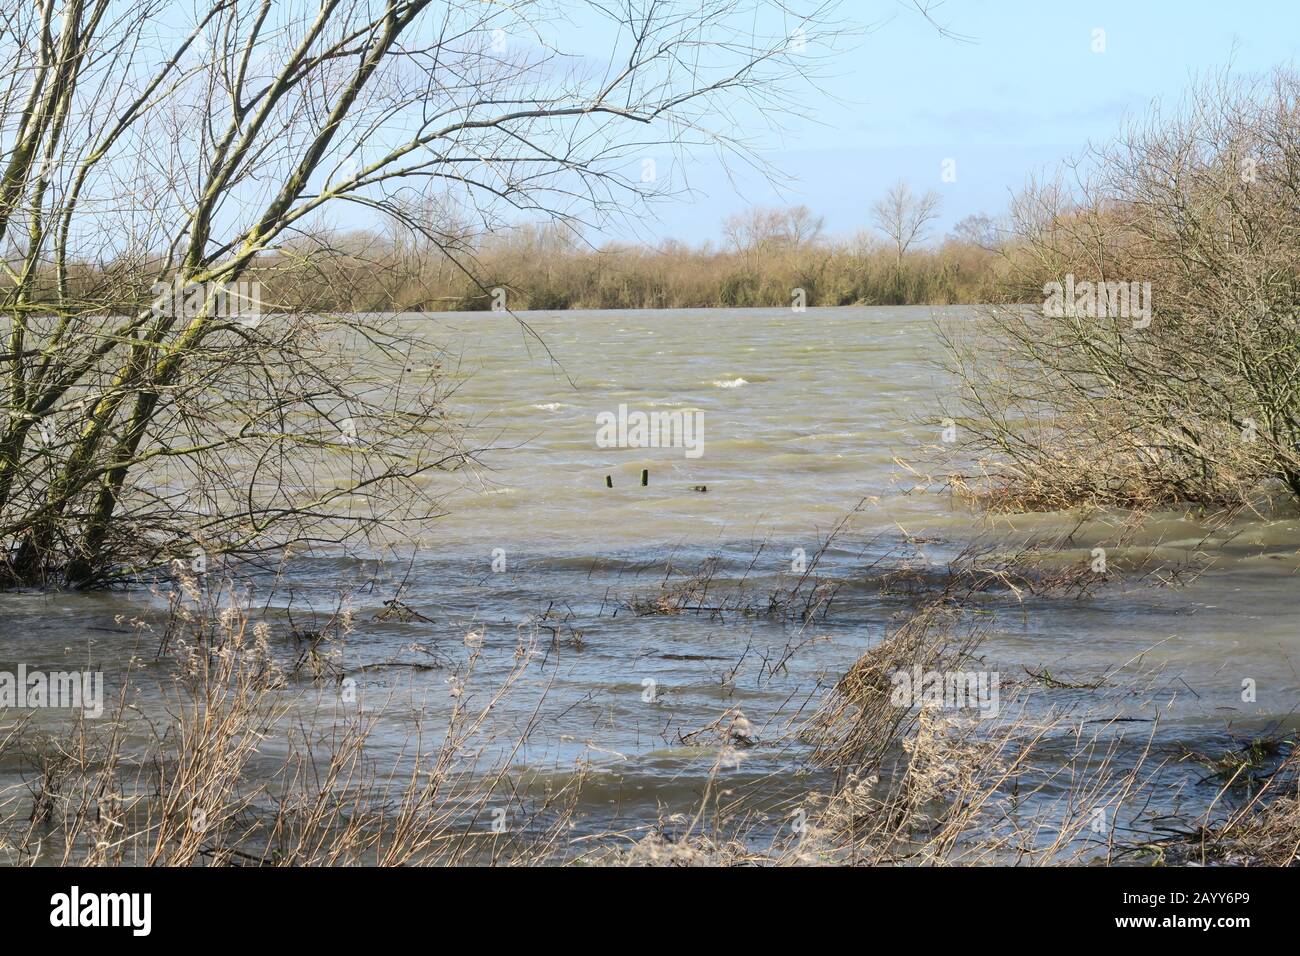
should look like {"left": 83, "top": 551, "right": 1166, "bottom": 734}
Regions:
{"left": 3, "top": 306, "right": 1297, "bottom": 860}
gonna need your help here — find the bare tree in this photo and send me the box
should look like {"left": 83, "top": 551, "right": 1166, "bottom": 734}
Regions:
{"left": 783, "top": 205, "right": 827, "bottom": 248}
{"left": 0, "top": 0, "right": 849, "bottom": 586}
{"left": 941, "top": 68, "right": 1300, "bottom": 509}
{"left": 949, "top": 213, "right": 1001, "bottom": 252}
{"left": 871, "top": 179, "right": 941, "bottom": 269}
{"left": 722, "top": 205, "right": 825, "bottom": 275}
{"left": 723, "top": 208, "right": 781, "bottom": 255}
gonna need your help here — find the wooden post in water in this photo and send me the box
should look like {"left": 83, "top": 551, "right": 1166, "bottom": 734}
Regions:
{"left": 641, "top": 468, "right": 648, "bottom": 487}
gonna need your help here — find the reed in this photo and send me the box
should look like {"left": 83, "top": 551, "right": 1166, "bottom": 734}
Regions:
{"left": 1, "top": 553, "right": 1290, "bottom": 867}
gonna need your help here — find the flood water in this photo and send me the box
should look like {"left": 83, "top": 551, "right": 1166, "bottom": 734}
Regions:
{"left": 3, "top": 306, "right": 1299, "bottom": 860}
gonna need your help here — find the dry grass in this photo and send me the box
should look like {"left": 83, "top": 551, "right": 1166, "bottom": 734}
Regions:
{"left": 804, "top": 601, "right": 983, "bottom": 778}
{"left": 580, "top": 587, "right": 1182, "bottom": 867}
{"left": 1, "top": 562, "right": 1292, "bottom": 867}
{"left": 0, "top": 570, "right": 585, "bottom": 866}
{"left": 1139, "top": 749, "right": 1300, "bottom": 866}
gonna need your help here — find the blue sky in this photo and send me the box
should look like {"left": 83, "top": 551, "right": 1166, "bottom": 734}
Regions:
{"left": 599, "top": 0, "right": 1300, "bottom": 246}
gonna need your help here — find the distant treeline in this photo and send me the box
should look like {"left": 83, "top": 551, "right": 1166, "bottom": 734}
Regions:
{"left": 37, "top": 204, "right": 1021, "bottom": 315}
{"left": 240, "top": 206, "right": 1014, "bottom": 313}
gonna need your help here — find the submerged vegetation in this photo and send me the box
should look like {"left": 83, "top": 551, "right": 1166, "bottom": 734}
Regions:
{"left": 4, "top": 547, "right": 1293, "bottom": 867}
{"left": 0, "top": 1, "right": 1297, "bottom": 872}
